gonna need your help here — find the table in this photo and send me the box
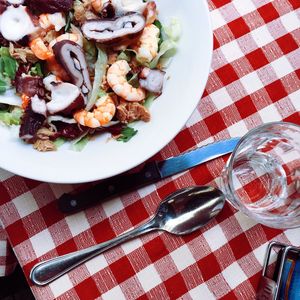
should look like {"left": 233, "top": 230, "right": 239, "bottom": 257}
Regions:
{"left": 0, "top": 0, "right": 300, "bottom": 299}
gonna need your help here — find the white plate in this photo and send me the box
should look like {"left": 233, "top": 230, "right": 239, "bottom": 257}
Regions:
{"left": 0, "top": 0, "right": 213, "bottom": 183}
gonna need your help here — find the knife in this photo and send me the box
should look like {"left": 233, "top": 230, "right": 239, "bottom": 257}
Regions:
{"left": 58, "top": 137, "right": 240, "bottom": 213}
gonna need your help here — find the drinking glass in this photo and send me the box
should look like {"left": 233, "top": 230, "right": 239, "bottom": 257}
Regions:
{"left": 221, "top": 122, "right": 300, "bottom": 228}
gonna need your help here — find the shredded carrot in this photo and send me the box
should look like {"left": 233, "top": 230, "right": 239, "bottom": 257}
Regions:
{"left": 21, "top": 94, "right": 30, "bottom": 110}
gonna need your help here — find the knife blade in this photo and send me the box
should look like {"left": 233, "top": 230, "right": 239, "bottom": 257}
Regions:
{"left": 58, "top": 137, "right": 240, "bottom": 213}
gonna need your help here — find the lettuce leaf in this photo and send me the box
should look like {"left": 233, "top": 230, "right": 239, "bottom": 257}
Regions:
{"left": 117, "top": 50, "right": 132, "bottom": 62}
{"left": 86, "top": 46, "right": 108, "bottom": 111}
{"left": 53, "top": 137, "right": 66, "bottom": 148}
{"left": 0, "top": 47, "right": 17, "bottom": 80}
{"left": 150, "top": 18, "right": 181, "bottom": 69}
{"left": 0, "top": 77, "right": 9, "bottom": 94}
{"left": 83, "top": 38, "right": 97, "bottom": 72}
{"left": 65, "top": 11, "right": 73, "bottom": 33}
{"left": 0, "top": 47, "right": 9, "bottom": 57}
{"left": 143, "top": 92, "right": 157, "bottom": 109}
{"left": 0, "top": 56, "right": 17, "bottom": 79}
{"left": 0, "top": 47, "right": 18, "bottom": 93}
{"left": 153, "top": 20, "right": 164, "bottom": 46}
{"left": 0, "top": 107, "right": 23, "bottom": 126}
{"left": 149, "top": 39, "right": 177, "bottom": 68}
{"left": 71, "top": 135, "right": 90, "bottom": 151}
{"left": 164, "top": 17, "right": 181, "bottom": 42}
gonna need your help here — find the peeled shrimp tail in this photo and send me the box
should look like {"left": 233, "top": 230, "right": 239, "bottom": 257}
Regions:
{"left": 74, "top": 95, "right": 116, "bottom": 128}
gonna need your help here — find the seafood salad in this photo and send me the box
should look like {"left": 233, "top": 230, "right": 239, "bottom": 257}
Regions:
{"left": 0, "top": 0, "right": 180, "bottom": 151}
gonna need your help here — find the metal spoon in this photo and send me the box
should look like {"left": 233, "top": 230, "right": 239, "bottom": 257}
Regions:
{"left": 30, "top": 186, "right": 225, "bottom": 286}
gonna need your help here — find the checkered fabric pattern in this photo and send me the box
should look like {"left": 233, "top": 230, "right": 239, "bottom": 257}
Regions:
{"left": 0, "top": 221, "right": 17, "bottom": 276}
{"left": 0, "top": 0, "right": 300, "bottom": 298}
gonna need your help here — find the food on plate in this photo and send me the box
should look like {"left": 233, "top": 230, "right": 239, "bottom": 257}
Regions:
{"left": 0, "top": 0, "right": 180, "bottom": 151}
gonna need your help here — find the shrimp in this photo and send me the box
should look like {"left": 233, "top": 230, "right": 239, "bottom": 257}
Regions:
{"left": 46, "top": 56, "right": 71, "bottom": 82}
{"left": 74, "top": 95, "right": 116, "bottom": 128}
{"left": 49, "top": 33, "right": 83, "bottom": 49}
{"left": 29, "top": 37, "right": 54, "bottom": 60}
{"left": 143, "top": 1, "right": 158, "bottom": 25}
{"left": 39, "top": 13, "right": 66, "bottom": 32}
{"left": 30, "top": 33, "right": 82, "bottom": 61}
{"left": 91, "top": 0, "right": 103, "bottom": 13}
{"left": 107, "top": 60, "right": 146, "bottom": 102}
{"left": 135, "top": 24, "right": 159, "bottom": 64}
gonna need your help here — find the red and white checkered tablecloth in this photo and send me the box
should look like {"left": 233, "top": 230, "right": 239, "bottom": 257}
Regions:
{"left": 0, "top": 220, "right": 17, "bottom": 276}
{"left": 0, "top": 0, "right": 300, "bottom": 298}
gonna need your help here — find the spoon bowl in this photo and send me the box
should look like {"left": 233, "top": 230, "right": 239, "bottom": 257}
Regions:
{"left": 30, "top": 185, "right": 225, "bottom": 286}
{"left": 154, "top": 186, "right": 225, "bottom": 235}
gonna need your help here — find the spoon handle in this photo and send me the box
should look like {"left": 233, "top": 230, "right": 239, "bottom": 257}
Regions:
{"left": 30, "top": 218, "right": 157, "bottom": 286}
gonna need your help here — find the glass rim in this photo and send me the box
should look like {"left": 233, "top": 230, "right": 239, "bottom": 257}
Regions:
{"left": 225, "top": 121, "right": 300, "bottom": 208}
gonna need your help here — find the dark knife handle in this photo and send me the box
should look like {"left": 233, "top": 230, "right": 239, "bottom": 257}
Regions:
{"left": 58, "top": 161, "right": 162, "bottom": 214}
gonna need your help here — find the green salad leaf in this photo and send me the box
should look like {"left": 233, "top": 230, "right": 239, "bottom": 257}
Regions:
{"left": 128, "top": 73, "right": 139, "bottom": 88}
{"left": 97, "top": 90, "right": 107, "bottom": 98}
{"left": 0, "top": 107, "right": 23, "bottom": 126}
{"left": 0, "top": 47, "right": 18, "bottom": 94}
{"left": 0, "top": 56, "right": 17, "bottom": 79}
{"left": 150, "top": 18, "right": 181, "bottom": 69}
{"left": 117, "top": 126, "right": 138, "bottom": 143}
{"left": 83, "top": 38, "right": 97, "bottom": 71}
{"left": 149, "top": 39, "right": 177, "bottom": 68}
{"left": 154, "top": 20, "right": 163, "bottom": 31}
{"left": 143, "top": 92, "right": 157, "bottom": 109}
{"left": 120, "top": 48, "right": 150, "bottom": 67}
{"left": 30, "top": 62, "right": 43, "bottom": 77}
{"left": 65, "top": 11, "right": 73, "bottom": 32}
{"left": 53, "top": 137, "right": 66, "bottom": 148}
{"left": 0, "top": 77, "right": 9, "bottom": 94}
{"left": 164, "top": 17, "right": 181, "bottom": 42}
{"left": 86, "top": 46, "right": 108, "bottom": 111}
{"left": 0, "top": 47, "right": 9, "bottom": 57}
{"left": 72, "top": 135, "right": 90, "bottom": 151}
{"left": 153, "top": 20, "right": 164, "bottom": 46}
{"left": 0, "top": 47, "right": 17, "bottom": 79}
{"left": 117, "top": 51, "right": 132, "bottom": 62}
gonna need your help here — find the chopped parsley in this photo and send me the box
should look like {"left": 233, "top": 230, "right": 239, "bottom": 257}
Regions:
{"left": 117, "top": 126, "right": 138, "bottom": 143}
